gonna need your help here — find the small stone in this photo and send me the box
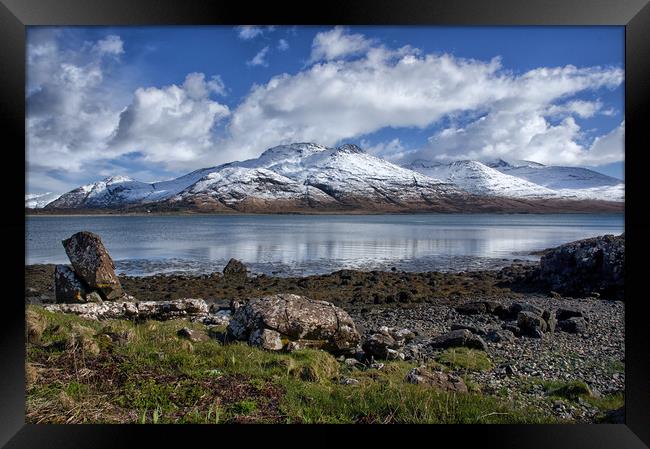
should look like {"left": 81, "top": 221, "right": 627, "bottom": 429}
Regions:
{"left": 177, "top": 327, "right": 209, "bottom": 342}
{"left": 339, "top": 377, "right": 360, "bottom": 385}
{"left": 84, "top": 291, "right": 103, "bottom": 303}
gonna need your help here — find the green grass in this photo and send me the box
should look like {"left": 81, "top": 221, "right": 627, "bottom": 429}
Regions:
{"left": 436, "top": 348, "right": 493, "bottom": 372}
{"left": 541, "top": 380, "right": 592, "bottom": 401}
{"left": 26, "top": 305, "right": 557, "bottom": 424}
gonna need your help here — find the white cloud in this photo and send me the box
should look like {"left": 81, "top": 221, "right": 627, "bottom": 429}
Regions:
{"left": 27, "top": 27, "right": 625, "bottom": 193}
{"left": 93, "top": 35, "right": 124, "bottom": 56}
{"left": 26, "top": 33, "right": 124, "bottom": 181}
{"left": 247, "top": 46, "right": 270, "bottom": 67}
{"left": 219, "top": 30, "right": 622, "bottom": 167}
{"left": 546, "top": 99, "right": 603, "bottom": 118}
{"left": 109, "top": 73, "right": 230, "bottom": 167}
{"left": 309, "top": 26, "right": 375, "bottom": 62}
{"left": 277, "top": 39, "right": 289, "bottom": 51}
{"left": 237, "top": 26, "right": 264, "bottom": 40}
{"left": 582, "top": 121, "right": 625, "bottom": 165}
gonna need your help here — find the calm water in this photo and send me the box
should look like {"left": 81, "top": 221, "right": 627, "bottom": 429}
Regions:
{"left": 25, "top": 214, "right": 624, "bottom": 277}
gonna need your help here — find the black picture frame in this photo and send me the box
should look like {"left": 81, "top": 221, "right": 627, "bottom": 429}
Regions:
{"left": 3, "top": 0, "right": 649, "bottom": 447}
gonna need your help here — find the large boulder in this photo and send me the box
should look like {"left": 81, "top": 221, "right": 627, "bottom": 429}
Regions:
{"left": 54, "top": 265, "right": 88, "bottom": 303}
{"left": 226, "top": 294, "right": 360, "bottom": 353}
{"left": 62, "top": 232, "right": 124, "bottom": 300}
{"left": 538, "top": 234, "right": 624, "bottom": 299}
{"left": 429, "top": 329, "right": 487, "bottom": 351}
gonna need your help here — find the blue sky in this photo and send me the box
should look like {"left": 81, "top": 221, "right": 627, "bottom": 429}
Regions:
{"left": 26, "top": 26, "right": 624, "bottom": 194}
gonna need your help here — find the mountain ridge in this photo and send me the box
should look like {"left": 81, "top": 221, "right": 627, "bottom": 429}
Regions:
{"left": 30, "top": 142, "right": 624, "bottom": 213}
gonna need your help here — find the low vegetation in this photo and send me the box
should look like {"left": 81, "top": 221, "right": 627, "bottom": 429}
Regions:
{"left": 26, "top": 305, "right": 566, "bottom": 424}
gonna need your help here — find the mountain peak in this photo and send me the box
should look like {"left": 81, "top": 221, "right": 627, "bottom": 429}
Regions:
{"left": 336, "top": 143, "right": 363, "bottom": 154}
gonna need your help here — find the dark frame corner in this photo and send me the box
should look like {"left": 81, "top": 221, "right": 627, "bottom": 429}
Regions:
{"left": 2, "top": 0, "right": 649, "bottom": 447}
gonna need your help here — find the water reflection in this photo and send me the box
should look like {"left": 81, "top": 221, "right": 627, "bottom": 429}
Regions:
{"left": 26, "top": 214, "right": 624, "bottom": 276}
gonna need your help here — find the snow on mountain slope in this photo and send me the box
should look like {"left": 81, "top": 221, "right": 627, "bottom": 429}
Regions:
{"left": 493, "top": 164, "right": 622, "bottom": 190}
{"left": 25, "top": 192, "right": 62, "bottom": 208}
{"left": 405, "top": 159, "right": 558, "bottom": 199}
{"left": 233, "top": 143, "right": 462, "bottom": 204}
{"left": 44, "top": 142, "right": 624, "bottom": 211}
{"left": 47, "top": 166, "right": 223, "bottom": 209}
{"left": 174, "top": 165, "right": 337, "bottom": 206}
{"left": 486, "top": 160, "right": 624, "bottom": 202}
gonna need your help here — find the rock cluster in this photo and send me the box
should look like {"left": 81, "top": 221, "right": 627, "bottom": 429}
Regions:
{"left": 361, "top": 326, "right": 416, "bottom": 361}
{"left": 55, "top": 231, "right": 128, "bottom": 303}
{"left": 43, "top": 298, "right": 211, "bottom": 322}
{"left": 226, "top": 294, "right": 361, "bottom": 353}
{"left": 455, "top": 300, "right": 581, "bottom": 339}
{"left": 538, "top": 233, "right": 624, "bottom": 299}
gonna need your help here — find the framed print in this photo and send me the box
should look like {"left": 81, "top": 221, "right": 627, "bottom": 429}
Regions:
{"left": 2, "top": 0, "right": 649, "bottom": 447}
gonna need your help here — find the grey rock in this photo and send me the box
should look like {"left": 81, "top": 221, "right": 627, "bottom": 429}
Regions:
{"left": 62, "top": 231, "right": 124, "bottom": 300}
{"left": 486, "top": 329, "right": 515, "bottom": 343}
{"left": 451, "top": 323, "right": 488, "bottom": 336}
{"left": 558, "top": 317, "right": 588, "bottom": 334}
{"left": 226, "top": 294, "right": 360, "bottom": 353}
{"left": 429, "top": 329, "right": 488, "bottom": 351}
{"left": 54, "top": 264, "right": 88, "bottom": 303}
{"left": 248, "top": 328, "right": 283, "bottom": 351}
{"left": 539, "top": 234, "right": 624, "bottom": 299}
{"left": 223, "top": 258, "right": 248, "bottom": 281}
{"left": 177, "top": 327, "right": 209, "bottom": 342}
{"left": 517, "top": 311, "right": 547, "bottom": 338}
{"left": 405, "top": 367, "right": 468, "bottom": 393}
{"left": 43, "top": 298, "right": 209, "bottom": 321}
{"left": 362, "top": 333, "right": 397, "bottom": 359}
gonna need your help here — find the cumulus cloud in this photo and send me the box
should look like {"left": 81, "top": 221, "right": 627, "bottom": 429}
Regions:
{"left": 93, "top": 35, "right": 124, "bottom": 56}
{"left": 220, "top": 33, "right": 622, "bottom": 167}
{"left": 581, "top": 121, "right": 625, "bottom": 165}
{"left": 247, "top": 46, "right": 270, "bottom": 67}
{"left": 27, "top": 32, "right": 124, "bottom": 179}
{"left": 309, "top": 26, "right": 375, "bottom": 62}
{"left": 26, "top": 32, "right": 230, "bottom": 192}
{"left": 109, "top": 73, "right": 230, "bottom": 166}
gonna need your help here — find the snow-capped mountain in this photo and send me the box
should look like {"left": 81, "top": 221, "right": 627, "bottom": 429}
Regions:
{"left": 404, "top": 158, "right": 623, "bottom": 202}
{"left": 404, "top": 160, "right": 558, "bottom": 199}
{"left": 485, "top": 159, "right": 624, "bottom": 202}
{"left": 41, "top": 143, "right": 623, "bottom": 213}
{"left": 25, "top": 192, "right": 62, "bottom": 209}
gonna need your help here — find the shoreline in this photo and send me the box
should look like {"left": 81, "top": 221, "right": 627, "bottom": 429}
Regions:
{"left": 25, "top": 260, "right": 625, "bottom": 423}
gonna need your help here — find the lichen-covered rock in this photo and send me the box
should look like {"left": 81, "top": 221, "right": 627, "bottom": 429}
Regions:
{"left": 539, "top": 234, "right": 624, "bottom": 299}
{"left": 429, "top": 329, "right": 487, "bottom": 351}
{"left": 54, "top": 265, "right": 88, "bottom": 303}
{"left": 223, "top": 258, "right": 248, "bottom": 281}
{"left": 405, "top": 367, "right": 468, "bottom": 393}
{"left": 62, "top": 232, "right": 124, "bottom": 300}
{"left": 248, "top": 328, "right": 283, "bottom": 351}
{"left": 226, "top": 294, "right": 360, "bottom": 353}
{"left": 43, "top": 298, "right": 209, "bottom": 321}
